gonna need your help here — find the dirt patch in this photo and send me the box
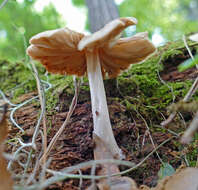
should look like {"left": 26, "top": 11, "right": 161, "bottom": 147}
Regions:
{"left": 6, "top": 92, "right": 184, "bottom": 189}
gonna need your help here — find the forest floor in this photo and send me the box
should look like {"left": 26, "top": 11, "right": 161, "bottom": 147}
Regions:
{"left": 1, "top": 38, "right": 198, "bottom": 189}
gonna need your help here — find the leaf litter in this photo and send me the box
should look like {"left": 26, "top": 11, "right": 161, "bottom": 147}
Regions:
{"left": 4, "top": 90, "right": 183, "bottom": 189}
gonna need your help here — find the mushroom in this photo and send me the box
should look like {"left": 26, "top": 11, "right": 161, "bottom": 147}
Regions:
{"left": 27, "top": 17, "right": 155, "bottom": 159}
{"left": 90, "top": 134, "right": 138, "bottom": 190}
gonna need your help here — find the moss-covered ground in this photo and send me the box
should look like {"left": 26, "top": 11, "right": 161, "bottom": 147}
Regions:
{"left": 1, "top": 40, "right": 197, "bottom": 118}
{"left": 1, "top": 39, "right": 198, "bottom": 188}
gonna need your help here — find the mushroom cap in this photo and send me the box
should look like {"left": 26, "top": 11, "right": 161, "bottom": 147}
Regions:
{"left": 100, "top": 32, "right": 156, "bottom": 78}
{"left": 78, "top": 17, "right": 137, "bottom": 51}
{"left": 27, "top": 17, "right": 156, "bottom": 78}
{"left": 27, "top": 28, "right": 86, "bottom": 76}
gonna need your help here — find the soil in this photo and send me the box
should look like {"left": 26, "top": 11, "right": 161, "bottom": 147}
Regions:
{"left": 5, "top": 90, "right": 188, "bottom": 189}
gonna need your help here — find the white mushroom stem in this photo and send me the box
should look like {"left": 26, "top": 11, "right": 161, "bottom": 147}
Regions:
{"left": 85, "top": 49, "right": 123, "bottom": 159}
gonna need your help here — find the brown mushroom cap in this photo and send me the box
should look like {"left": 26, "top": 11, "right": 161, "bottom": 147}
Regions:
{"left": 27, "top": 28, "right": 86, "bottom": 76}
{"left": 100, "top": 32, "right": 156, "bottom": 78}
{"left": 78, "top": 17, "right": 137, "bottom": 51}
{"left": 27, "top": 17, "right": 155, "bottom": 78}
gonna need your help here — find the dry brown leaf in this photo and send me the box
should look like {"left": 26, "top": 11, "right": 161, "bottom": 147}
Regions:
{"left": 0, "top": 105, "right": 13, "bottom": 190}
{"left": 153, "top": 167, "right": 198, "bottom": 190}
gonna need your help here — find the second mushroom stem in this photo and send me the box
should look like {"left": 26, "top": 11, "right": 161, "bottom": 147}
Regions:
{"left": 86, "top": 49, "right": 123, "bottom": 159}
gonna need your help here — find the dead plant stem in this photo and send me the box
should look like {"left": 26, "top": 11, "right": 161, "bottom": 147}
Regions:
{"left": 30, "top": 61, "right": 47, "bottom": 163}
{"left": 39, "top": 77, "right": 80, "bottom": 163}
{"left": 0, "top": 0, "right": 8, "bottom": 10}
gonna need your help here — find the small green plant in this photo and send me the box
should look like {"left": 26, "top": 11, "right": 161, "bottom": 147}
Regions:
{"left": 178, "top": 55, "right": 198, "bottom": 72}
{"left": 158, "top": 162, "right": 175, "bottom": 180}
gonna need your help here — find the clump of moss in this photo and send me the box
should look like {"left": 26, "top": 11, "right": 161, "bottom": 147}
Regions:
{"left": 118, "top": 40, "right": 198, "bottom": 122}
{"left": 0, "top": 59, "right": 90, "bottom": 113}
{"left": 44, "top": 74, "right": 74, "bottom": 112}
{"left": 0, "top": 39, "right": 198, "bottom": 122}
{"left": 186, "top": 133, "right": 198, "bottom": 167}
{"left": 0, "top": 60, "right": 36, "bottom": 101}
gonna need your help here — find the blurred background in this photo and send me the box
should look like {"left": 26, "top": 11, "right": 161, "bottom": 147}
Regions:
{"left": 0, "top": 0, "right": 197, "bottom": 61}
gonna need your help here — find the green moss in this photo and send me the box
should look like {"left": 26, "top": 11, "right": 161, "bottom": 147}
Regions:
{"left": 186, "top": 142, "right": 198, "bottom": 166}
{"left": 0, "top": 60, "right": 79, "bottom": 110}
{"left": 160, "top": 40, "right": 198, "bottom": 60}
{"left": 44, "top": 75, "right": 90, "bottom": 111}
{"left": 44, "top": 74, "right": 73, "bottom": 111}
{"left": 0, "top": 39, "right": 198, "bottom": 121}
{"left": 117, "top": 40, "right": 198, "bottom": 122}
{"left": 0, "top": 60, "right": 36, "bottom": 101}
